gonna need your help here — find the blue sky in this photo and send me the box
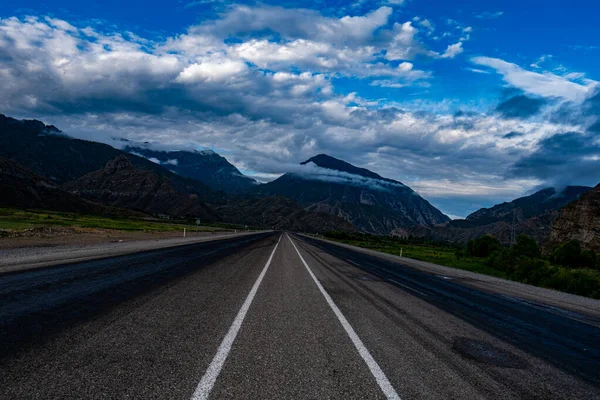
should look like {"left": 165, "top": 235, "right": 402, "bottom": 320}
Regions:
{"left": 0, "top": 0, "right": 598, "bottom": 218}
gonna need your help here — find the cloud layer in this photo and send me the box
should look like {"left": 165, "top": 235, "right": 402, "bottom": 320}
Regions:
{"left": 0, "top": 4, "right": 598, "bottom": 218}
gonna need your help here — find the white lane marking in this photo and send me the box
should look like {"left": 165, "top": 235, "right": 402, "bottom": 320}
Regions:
{"left": 191, "top": 234, "right": 282, "bottom": 400}
{"left": 387, "top": 279, "right": 429, "bottom": 297}
{"left": 346, "top": 258, "right": 360, "bottom": 266}
{"left": 286, "top": 234, "right": 402, "bottom": 400}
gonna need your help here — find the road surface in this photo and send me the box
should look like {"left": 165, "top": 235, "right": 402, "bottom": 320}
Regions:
{"left": 0, "top": 232, "right": 598, "bottom": 399}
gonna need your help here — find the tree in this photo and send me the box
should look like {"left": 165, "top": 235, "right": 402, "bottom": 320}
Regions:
{"left": 512, "top": 234, "right": 541, "bottom": 259}
{"left": 467, "top": 235, "right": 503, "bottom": 258}
{"left": 552, "top": 240, "right": 582, "bottom": 267}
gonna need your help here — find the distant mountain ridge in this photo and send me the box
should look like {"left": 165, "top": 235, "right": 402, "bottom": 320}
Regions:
{"left": 253, "top": 154, "right": 449, "bottom": 234}
{"left": 465, "top": 186, "right": 591, "bottom": 226}
{"left": 408, "top": 186, "right": 592, "bottom": 244}
{"left": 0, "top": 114, "right": 216, "bottom": 204}
{"left": 124, "top": 146, "right": 259, "bottom": 193}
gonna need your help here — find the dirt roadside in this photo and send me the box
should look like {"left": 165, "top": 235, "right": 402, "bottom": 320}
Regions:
{"left": 0, "top": 229, "right": 267, "bottom": 274}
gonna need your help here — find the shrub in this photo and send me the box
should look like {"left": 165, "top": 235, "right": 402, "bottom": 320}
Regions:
{"left": 487, "top": 248, "right": 513, "bottom": 272}
{"left": 552, "top": 240, "right": 582, "bottom": 267}
{"left": 581, "top": 250, "right": 597, "bottom": 269}
{"left": 468, "top": 235, "right": 503, "bottom": 258}
{"left": 509, "top": 257, "right": 554, "bottom": 286}
{"left": 541, "top": 268, "right": 600, "bottom": 299}
{"left": 551, "top": 240, "right": 597, "bottom": 269}
{"left": 512, "top": 234, "right": 541, "bottom": 259}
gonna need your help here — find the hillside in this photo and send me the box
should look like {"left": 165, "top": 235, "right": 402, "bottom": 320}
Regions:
{"left": 549, "top": 184, "right": 600, "bottom": 252}
{"left": 64, "top": 156, "right": 219, "bottom": 220}
{"left": 253, "top": 154, "right": 449, "bottom": 234}
{"left": 0, "top": 114, "right": 216, "bottom": 203}
{"left": 125, "top": 146, "right": 259, "bottom": 193}
{"left": 408, "top": 186, "right": 591, "bottom": 244}
{"left": 0, "top": 156, "right": 139, "bottom": 216}
{"left": 216, "top": 196, "right": 356, "bottom": 233}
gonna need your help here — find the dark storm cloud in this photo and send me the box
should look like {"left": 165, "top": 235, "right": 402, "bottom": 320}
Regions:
{"left": 496, "top": 95, "right": 546, "bottom": 119}
{"left": 508, "top": 131, "right": 600, "bottom": 187}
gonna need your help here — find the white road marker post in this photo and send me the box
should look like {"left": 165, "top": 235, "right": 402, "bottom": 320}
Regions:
{"left": 400, "top": 248, "right": 402, "bottom": 258}
{"left": 184, "top": 228, "right": 186, "bottom": 238}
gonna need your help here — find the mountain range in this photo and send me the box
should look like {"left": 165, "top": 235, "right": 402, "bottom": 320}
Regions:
{"left": 407, "top": 186, "right": 591, "bottom": 245}
{"left": 1, "top": 113, "right": 598, "bottom": 249}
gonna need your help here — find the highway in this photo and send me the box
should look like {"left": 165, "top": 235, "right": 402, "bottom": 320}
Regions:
{"left": 0, "top": 232, "right": 598, "bottom": 399}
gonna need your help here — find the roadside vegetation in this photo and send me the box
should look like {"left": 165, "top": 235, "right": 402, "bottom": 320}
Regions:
{"left": 0, "top": 207, "right": 249, "bottom": 234}
{"left": 322, "top": 231, "right": 600, "bottom": 299}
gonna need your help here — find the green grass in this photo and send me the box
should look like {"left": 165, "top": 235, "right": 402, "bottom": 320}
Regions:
{"left": 326, "top": 236, "right": 504, "bottom": 278}
{"left": 0, "top": 207, "right": 227, "bottom": 233}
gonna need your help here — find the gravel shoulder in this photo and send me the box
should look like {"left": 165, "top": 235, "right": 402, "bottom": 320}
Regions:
{"left": 0, "top": 231, "right": 269, "bottom": 274}
{"left": 303, "top": 235, "right": 600, "bottom": 323}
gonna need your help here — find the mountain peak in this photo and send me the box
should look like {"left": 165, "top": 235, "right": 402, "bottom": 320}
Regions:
{"left": 300, "top": 154, "right": 400, "bottom": 184}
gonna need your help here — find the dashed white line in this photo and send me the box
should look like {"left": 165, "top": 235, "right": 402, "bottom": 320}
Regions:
{"left": 388, "top": 279, "right": 429, "bottom": 297}
{"left": 191, "top": 234, "right": 282, "bottom": 400}
{"left": 345, "top": 258, "right": 360, "bottom": 266}
{"left": 287, "top": 234, "right": 402, "bottom": 400}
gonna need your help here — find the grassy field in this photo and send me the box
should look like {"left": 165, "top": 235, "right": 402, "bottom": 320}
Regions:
{"left": 0, "top": 207, "right": 235, "bottom": 233}
{"left": 323, "top": 234, "right": 505, "bottom": 277}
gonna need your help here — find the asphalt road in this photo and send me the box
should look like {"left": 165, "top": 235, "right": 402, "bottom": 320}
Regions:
{"left": 0, "top": 232, "right": 598, "bottom": 399}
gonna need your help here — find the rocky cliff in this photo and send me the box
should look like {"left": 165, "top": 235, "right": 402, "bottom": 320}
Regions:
{"left": 549, "top": 184, "right": 600, "bottom": 252}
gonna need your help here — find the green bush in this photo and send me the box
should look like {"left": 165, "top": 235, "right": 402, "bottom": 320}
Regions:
{"left": 487, "top": 248, "right": 513, "bottom": 272}
{"left": 467, "top": 235, "right": 503, "bottom": 258}
{"left": 541, "top": 268, "right": 600, "bottom": 299}
{"left": 512, "top": 234, "right": 541, "bottom": 258}
{"left": 551, "top": 240, "right": 597, "bottom": 269}
{"left": 509, "top": 257, "right": 554, "bottom": 286}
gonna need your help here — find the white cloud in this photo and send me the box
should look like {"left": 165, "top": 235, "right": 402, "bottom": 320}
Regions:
{"left": 176, "top": 60, "right": 248, "bottom": 83}
{"left": 3, "top": 10, "right": 588, "bottom": 213}
{"left": 441, "top": 42, "right": 463, "bottom": 58}
{"left": 471, "top": 56, "right": 596, "bottom": 102}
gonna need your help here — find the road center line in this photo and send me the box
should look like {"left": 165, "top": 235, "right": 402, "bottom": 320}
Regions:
{"left": 191, "top": 234, "right": 282, "bottom": 400}
{"left": 286, "top": 234, "right": 402, "bottom": 400}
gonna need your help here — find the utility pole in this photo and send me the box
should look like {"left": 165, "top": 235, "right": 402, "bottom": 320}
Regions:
{"left": 511, "top": 210, "right": 516, "bottom": 246}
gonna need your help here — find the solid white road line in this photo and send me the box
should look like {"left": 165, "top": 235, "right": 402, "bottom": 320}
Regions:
{"left": 191, "top": 234, "right": 282, "bottom": 400}
{"left": 286, "top": 234, "right": 402, "bottom": 400}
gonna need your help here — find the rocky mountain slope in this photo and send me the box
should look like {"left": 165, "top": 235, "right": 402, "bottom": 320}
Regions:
{"left": 466, "top": 186, "right": 591, "bottom": 225}
{"left": 216, "top": 196, "right": 356, "bottom": 233}
{"left": 125, "top": 146, "right": 258, "bottom": 193}
{"left": 64, "top": 156, "right": 219, "bottom": 220}
{"left": 253, "top": 154, "right": 449, "bottom": 234}
{"left": 408, "top": 186, "right": 591, "bottom": 244}
{"left": 549, "top": 184, "right": 600, "bottom": 252}
{"left": 0, "top": 114, "right": 216, "bottom": 203}
{"left": 0, "top": 157, "right": 139, "bottom": 216}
